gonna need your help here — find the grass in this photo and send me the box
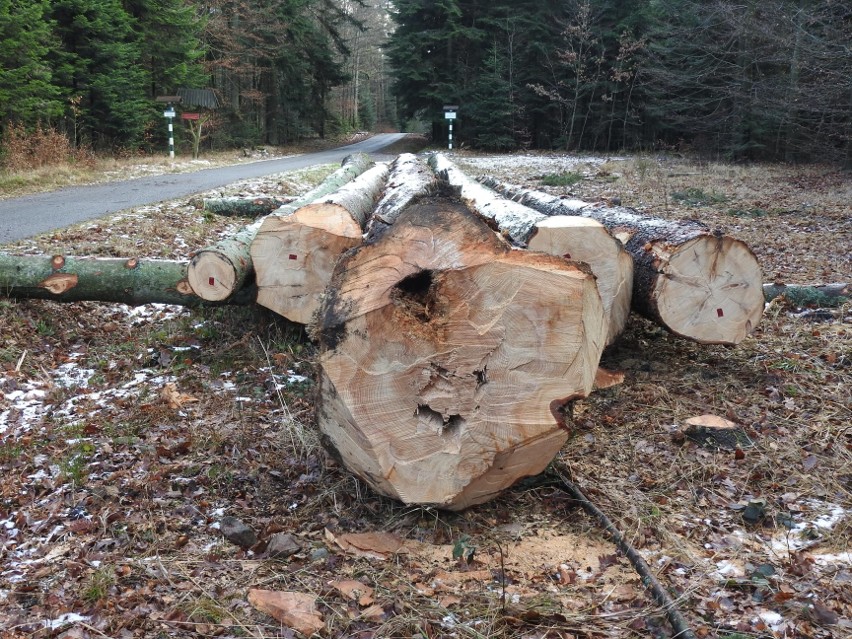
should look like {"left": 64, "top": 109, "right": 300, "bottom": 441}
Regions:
{"left": 540, "top": 171, "right": 584, "bottom": 187}
{"left": 671, "top": 186, "right": 729, "bottom": 206}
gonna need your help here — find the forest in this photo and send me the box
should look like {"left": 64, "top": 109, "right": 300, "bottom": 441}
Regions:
{"left": 1, "top": 0, "right": 851, "bottom": 161}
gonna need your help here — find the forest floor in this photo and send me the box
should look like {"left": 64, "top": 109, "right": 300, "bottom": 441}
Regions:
{"left": 1, "top": 141, "right": 850, "bottom": 638}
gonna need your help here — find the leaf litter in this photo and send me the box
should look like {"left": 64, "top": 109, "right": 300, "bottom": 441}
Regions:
{"left": 1, "top": 149, "right": 850, "bottom": 637}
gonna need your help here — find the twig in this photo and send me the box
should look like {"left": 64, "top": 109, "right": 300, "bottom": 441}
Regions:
{"left": 555, "top": 467, "right": 698, "bottom": 639}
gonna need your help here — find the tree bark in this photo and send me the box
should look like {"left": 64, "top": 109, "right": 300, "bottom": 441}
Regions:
{"left": 480, "top": 177, "right": 764, "bottom": 345}
{"left": 201, "top": 196, "right": 294, "bottom": 217}
{"left": 187, "top": 152, "right": 373, "bottom": 302}
{"left": 430, "top": 154, "right": 632, "bottom": 344}
{"left": 364, "top": 153, "right": 438, "bottom": 241}
{"left": 251, "top": 163, "right": 389, "bottom": 324}
{"left": 313, "top": 197, "right": 607, "bottom": 510}
{"left": 0, "top": 253, "right": 248, "bottom": 307}
{"left": 763, "top": 282, "right": 849, "bottom": 308}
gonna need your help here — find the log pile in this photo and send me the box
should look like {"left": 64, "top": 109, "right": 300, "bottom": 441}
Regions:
{"left": 0, "top": 150, "right": 772, "bottom": 509}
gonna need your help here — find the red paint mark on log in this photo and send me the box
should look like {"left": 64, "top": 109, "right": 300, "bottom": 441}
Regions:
{"left": 289, "top": 254, "right": 297, "bottom": 260}
{"left": 562, "top": 253, "right": 572, "bottom": 260}
{"left": 717, "top": 308, "right": 724, "bottom": 318}
{"left": 209, "top": 277, "right": 215, "bottom": 286}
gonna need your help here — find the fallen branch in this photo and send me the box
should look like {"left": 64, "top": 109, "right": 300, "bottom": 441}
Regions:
{"left": 763, "top": 282, "right": 849, "bottom": 308}
{"left": 556, "top": 467, "right": 698, "bottom": 639}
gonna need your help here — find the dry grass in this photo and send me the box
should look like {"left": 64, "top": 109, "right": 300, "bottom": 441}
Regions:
{"left": 0, "top": 150, "right": 850, "bottom": 638}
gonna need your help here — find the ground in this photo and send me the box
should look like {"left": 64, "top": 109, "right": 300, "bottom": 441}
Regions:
{"left": 1, "top": 140, "right": 850, "bottom": 638}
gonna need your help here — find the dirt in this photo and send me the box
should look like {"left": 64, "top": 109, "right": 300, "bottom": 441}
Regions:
{"left": 0, "top": 150, "right": 850, "bottom": 638}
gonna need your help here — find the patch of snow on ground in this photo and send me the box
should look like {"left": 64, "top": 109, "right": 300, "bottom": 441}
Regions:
{"left": 459, "top": 153, "right": 622, "bottom": 177}
{"left": 43, "top": 612, "right": 91, "bottom": 630}
{"left": 768, "top": 500, "right": 849, "bottom": 555}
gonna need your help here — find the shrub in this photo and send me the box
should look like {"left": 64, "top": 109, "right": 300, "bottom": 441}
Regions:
{"left": 0, "top": 122, "right": 94, "bottom": 171}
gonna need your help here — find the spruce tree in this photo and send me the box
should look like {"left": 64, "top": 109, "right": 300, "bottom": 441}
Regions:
{"left": 49, "top": 0, "right": 150, "bottom": 149}
{"left": 0, "top": 0, "right": 63, "bottom": 127}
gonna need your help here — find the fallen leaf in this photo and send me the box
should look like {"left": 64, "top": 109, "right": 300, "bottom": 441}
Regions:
{"left": 594, "top": 367, "right": 625, "bottom": 390}
{"left": 247, "top": 589, "right": 324, "bottom": 636}
{"left": 330, "top": 580, "right": 375, "bottom": 606}
{"left": 359, "top": 604, "right": 385, "bottom": 621}
{"left": 160, "top": 382, "right": 198, "bottom": 409}
{"left": 326, "top": 530, "right": 407, "bottom": 560}
{"left": 439, "top": 595, "right": 462, "bottom": 608}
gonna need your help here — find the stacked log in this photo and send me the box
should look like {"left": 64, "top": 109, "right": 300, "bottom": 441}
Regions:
{"left": 430, "top": 154, "right": 633, "bottom": 345}
{"left": 251, "top": 164, "right": 390, "bottom": 323}
{"left": 0, "top": 152, "right": 774, "bottom": 509}
{"left": 313, "top": 198, "right": 607, "bottom": 510}
{"left": 186, "top": 153, "right": 373, "bottom": 302}
{"left": 479, "top": 175, "right": 764, "bottom": 345}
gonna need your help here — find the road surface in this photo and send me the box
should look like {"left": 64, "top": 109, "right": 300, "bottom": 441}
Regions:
{"left": 0, "top": 133, "right": 408, "bottom": 244}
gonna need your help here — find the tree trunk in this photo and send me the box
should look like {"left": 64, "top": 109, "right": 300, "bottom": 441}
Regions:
{"left": 187, "top": 153, "right": 373, "bottom": 302}
{"left": 313, "top": 197, "right": 607, "bottom": 510}
{"left": 201, "top": 196, "right": 294, "bottom": 218}
{"left": 364, "top": 153, "right": 438, "bottom": 241}
{"left": 763, "top": 282, "right": 849, "bottom": 308}
{"left": 251, "top": 163, "right": 389, "bottom": 324}
{"left": 430, "top": 154, "right": 632, "bottom": 344}
{"left": 480, "top": 177, "right": 764, "bottom": 345}
{"left": 0, "top": 253, "right": 249, "bottom": 307}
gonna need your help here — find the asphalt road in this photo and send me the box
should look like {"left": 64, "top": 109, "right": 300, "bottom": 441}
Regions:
{"left": 0, "top": 133, "right": 408, "bottom": 244}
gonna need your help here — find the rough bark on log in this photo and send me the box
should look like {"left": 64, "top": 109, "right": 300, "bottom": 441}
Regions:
{"left": 201, "top": 196, "right": 293, "bottom": 217}
{"left": 480, "top": 177, "right": 764, "bottom": 345}
{"left": 313, "top": 197, "right": 607, "bottom": 510}
{"left": 430, "top": 154, "right": 632, "bottom": 344}
{"left": 187, "top": 152, "right": 373, "bottom": 302}
{"left": 364, "top": 153, "right": 438, "bottom": 241}
{"left": 428, "top": 153, "right": 546, "bottom": 244}
{"left": 0, "top": 253, "right": 242, "bottom": 307}
{"left": 763, "top": 282, "right": 849, "bottom": 307}
{"left": 251, "top": 163, "right": 389, "bottom": 324}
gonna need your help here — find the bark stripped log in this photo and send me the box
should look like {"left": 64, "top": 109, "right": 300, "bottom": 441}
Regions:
{"left": 0, "top": 253, "right": 235, "bottom": 307}
{"left": 364, "top": 153, "right": 438, "bottom": 241}
{"left": 201, "top": 196, "right": 293, "bottom": 218}
{"left": 480, "top": 177, "right": 764, "bottom": 345}
{"left": 187, "top": 152, "right": 373, "bottom": 302}
{"left": 314, "top": 198, "right": 607, "bottom": 510}
{"left": 430, "top": 154, "right": 633, "bottom": 344}
{"left": 250, "top": 163, "right": 389, "bottom": 324}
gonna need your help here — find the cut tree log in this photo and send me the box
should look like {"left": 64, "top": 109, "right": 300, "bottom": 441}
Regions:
{"left": 763, "top": 282, "right": 849, "bottom": 307}
{"left": 251, "top": 163, "right": 390, "bottom": 324}
{"left": 313, "top": 197, "right": 607, "bottom": 510}
{"left": 187, "top": 152, "right": 373, "bottom": 302}
{"left": 0, "top": 253, "right": 251, "bottom": 307}
{"left": 364, "top": 153, "right": 439, "bottom": 241}
{"left": 430, "top": 154, "right": 633, "bottom": 344}
{"left": 479, "top": 176, "right": 764, "bottom": 345}
{"left": 201, "top": 196, "right": 293, "bottom": 217}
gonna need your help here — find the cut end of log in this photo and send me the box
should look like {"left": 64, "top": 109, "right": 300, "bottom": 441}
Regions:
{"left": 529, "top": 215, "right": 634, "bottom": 345}
{"left": 316, "top": 199, "right": 607, "bottom": 510}
{"left": 187, "top": 251, "right": 238, "bottom": 302}
{"left": 254, "top": 204, "right": 363, "bottom": 324}
{"left": 653, "top": 235, "right": 764, "bottom": 345}
{"left": 683, "top": 414, "right": 753, "bottom": 450}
